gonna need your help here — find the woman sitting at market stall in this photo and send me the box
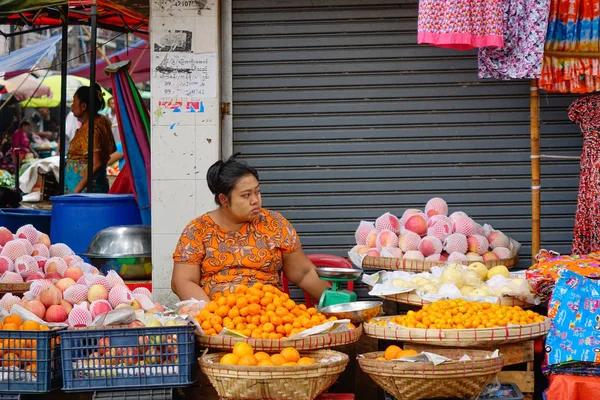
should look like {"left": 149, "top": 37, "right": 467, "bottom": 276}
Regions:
{"left": 171, "top": 155, "right": 330, "bottom": 302}
{"left": 65, "top": 84, "right": 116, "bottom": 194}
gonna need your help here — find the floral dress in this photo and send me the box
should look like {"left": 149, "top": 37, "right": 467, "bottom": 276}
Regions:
{"left": 418, "top": 0, "right": 504, "bottom": 50}
{"left": 478, "top": 0, "right": 552, "bottom": 79}
{"left": 65, "top": 115, "right": 115, "bottom": 194}
{"left": 173, "top": 209, "right": 301, "bottom": 298}
{"left": 569, "top": 96, "right": 600, "bottom": 255}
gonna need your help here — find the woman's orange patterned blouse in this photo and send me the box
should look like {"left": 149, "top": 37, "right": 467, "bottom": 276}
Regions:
{"left": 173, "top": 208, "right": 300, "bottom": 298}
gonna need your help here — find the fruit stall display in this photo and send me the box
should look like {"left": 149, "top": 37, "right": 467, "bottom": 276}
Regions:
{"left": 190, "top": 282, "right": 363, "bottom": 351}
{"left": 200, "top": 342, "right": 349, "bottom": 400}
{"left": 350, "top": 197, "right": 520, "bottom": 271}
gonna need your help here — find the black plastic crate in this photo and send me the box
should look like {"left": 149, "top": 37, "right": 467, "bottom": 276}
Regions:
{"left": 60, "top": 325, "right": 195, "bottom": 392}
{"left": 0, "top": 327, "right": 63, "bottom": 393}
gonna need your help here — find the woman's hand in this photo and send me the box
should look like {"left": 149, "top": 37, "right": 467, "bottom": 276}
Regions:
{"left": 282, "top": 250, "right": 330, "bottom": 301}
{"left": 171, "top": 263, "right": 211, "bottom": 302}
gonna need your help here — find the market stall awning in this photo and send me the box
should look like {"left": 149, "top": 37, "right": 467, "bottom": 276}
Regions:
{"left": 69, "top": 39, "right": 149, "bottom": 86}
{"left": 0, "top": 33, "right": 61, "bottom": 79}
{"left": 0, "top": 0, "right": 148, "bottom": 36}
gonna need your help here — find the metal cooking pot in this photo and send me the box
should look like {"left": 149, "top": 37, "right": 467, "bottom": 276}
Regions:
{"left": 82, "top": 225, "right": 152, "bottom": 280}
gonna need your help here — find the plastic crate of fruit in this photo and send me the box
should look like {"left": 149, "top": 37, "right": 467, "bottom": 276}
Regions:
{"left": 59, "top": 324, "right": 195, "bottom": 392}
{"left": 0, "top": 326, "right": 63, "bottom": 393}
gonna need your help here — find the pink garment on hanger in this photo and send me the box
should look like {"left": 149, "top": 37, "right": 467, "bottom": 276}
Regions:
{"left": 418, "top": 0, "right": 504, "bottom": 50}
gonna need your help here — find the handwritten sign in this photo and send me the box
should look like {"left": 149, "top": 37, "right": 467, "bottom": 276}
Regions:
{"left": 153, "top": 52, "right": 217, "bottom": 97}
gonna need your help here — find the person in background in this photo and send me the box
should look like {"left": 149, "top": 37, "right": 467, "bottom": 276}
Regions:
{"left": 11, "top": 120, "right": 37, "bottom": 159}
{"left": 65, "top": 84, "right": 116, "bottom": 194}
{"left": 101, "top": 97, "right": 120, "bottom": 145}
{"left": 63, "top": 110, "right": 80, "bottom": 155}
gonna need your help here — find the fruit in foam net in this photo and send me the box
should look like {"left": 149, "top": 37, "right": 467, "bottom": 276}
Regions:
{"left": 493, "top": 247, "right": 511, "bottom": 260}
{"left": 482, "top": 251, "right": 500, "bottom": 262}
{"left": 56, "top": 277, "right": 76, "bottom": 293}
{"left": 390, "top": 299, "right": 545, "bottom": 329}
{"left": 366, "top": 248, "right": 380, "bottom": 257}
{"left": 425, "top": 197, "right": 448, "bottom": 217}
{"left": 402, "top": 250, "right": 424, "bottom": 261}
{"left": 418, "top": 236, "right": 442, "bottom": 257}
{"left": 88, "top": 284, "right": 109, "bottom": 302}
{"left": 64, "top": 266, "right": 84, "bottom": 282}
{"left": 376, "top": 230, "right": 398, "bottom": 249}
{"left": 45, "top": 304, "right": 68, "bottom": 322}
{"left": 399, "top": 231, "right": 421, "bottom": 252}
{"left": 365, "top": 229, "right": 378, "bottom": 248}
{"left": 375, "top": 212, "right": 401, "bottom": 234}
{"left": 39, "top": 285, "right": 62, "bottom": 307}
{"left": 488, "top": 231, "right": 510, "bottom": 249}
{"left": 25, "top": 299, "right": 46, "bottom": 320}
{"left": 404, "top": 214, "right": 427, "bottom": 236}
{"left": 355, "top": 221, "right": 375, "bottom": 245}
{"left": 443, "top": 234, "right": 468, "bottom": 255}
{"left": 448, "top": 252, "right": 469, "bottom": 263}
{"left": 467, "top": 235, "right": 489, "bottom": 255}
{"left": 466, "top": 252, "right": 483, "bottom": 262}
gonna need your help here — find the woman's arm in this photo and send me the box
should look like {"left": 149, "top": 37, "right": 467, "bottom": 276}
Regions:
{"left": 107, "top": 151, "right": 123, "bottom": 167}
{"left": 282, "top": 250, "right": 330, "bottom": 300}
{"left": 171, "top": 263, "right": 210, "bottom": 302}
{"left": 74, "top": 151, "right": 104, "bottom": 193}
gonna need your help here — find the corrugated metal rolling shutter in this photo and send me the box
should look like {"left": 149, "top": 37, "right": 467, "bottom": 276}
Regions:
{"left": 231, "top": 0, "right": 582, "bottom": 299}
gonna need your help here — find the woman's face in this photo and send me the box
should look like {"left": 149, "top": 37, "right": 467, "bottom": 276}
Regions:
{"left": 71, "top": 94, "right": 86, "bottom": 118}
{"left": 223, "top": 174, "right": 262, "bottom": 222}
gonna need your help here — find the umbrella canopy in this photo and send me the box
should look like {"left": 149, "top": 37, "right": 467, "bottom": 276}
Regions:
{"left": 0, "top": 73, "right": 52, "bottom": 101}
{"left": 0, "top": 33, "right": 62, "bottom": 79}
{"left": 20, "top": 74, "right": 111, "bottom": 108}
{"left": 0, "top": 0, "right": 67, "bottom": 16}
{"left": 107, "top": 59, "right": 150, "bottom": 224}
{"left": 69, "top": 40, "right": 150, "bottom": 87}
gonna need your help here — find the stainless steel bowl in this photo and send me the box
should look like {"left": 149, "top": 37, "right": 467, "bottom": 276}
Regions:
{"left": 83, "top": 225, "right": 151, "bottom": 279}
{"left": 315, "top": 267, "right": 362, "bottom": 280}
{"left": 318, "top": 301, "right": 383, "bottom": 324}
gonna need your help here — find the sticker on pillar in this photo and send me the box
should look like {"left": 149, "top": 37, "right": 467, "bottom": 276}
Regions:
{"left": 154, "top": 30, "right": 192, "bottom": 53}
{"left": 153, "top": 52, "right": 217, "bottom": 97}
{"left": 158, "top": 100, "right": 205, "bottom": 113}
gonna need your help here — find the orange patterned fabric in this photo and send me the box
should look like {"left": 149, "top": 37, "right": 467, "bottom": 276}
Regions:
{"left": 173, "top": 208, "right": 301, "bottom": 298}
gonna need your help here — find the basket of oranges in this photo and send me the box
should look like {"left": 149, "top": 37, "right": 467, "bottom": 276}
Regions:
{"left": 194, "top": 283, "right": 362, "bottom": 351}
{"left": 378, "top": 291, "right": 532, "bottom": 308}
{"left": 364, "top": 299, "right": 550, "bottom": 347}
{"left": 199, "top": 342, "right": 349, "bottom": 400}
{"left": 358, "top": 346, "right": 503, "bottom": 400}
{"left": 0, "top": 315, "right": 64, "bottom": 393}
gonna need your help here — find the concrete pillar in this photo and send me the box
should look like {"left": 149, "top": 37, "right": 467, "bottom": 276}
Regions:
{"left": 150, "top": 0, "right": 220, "bottom": 306}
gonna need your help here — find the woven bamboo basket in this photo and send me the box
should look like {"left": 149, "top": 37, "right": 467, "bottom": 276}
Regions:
{"left": 199, "top": 349, "right": 349, "bottom": 400}
{"left": 358, "top": 349, "right": 504, "bottom": 400}
{"left": 0, "top": 282, "right": 31, "bottom": 295}
{"left": 378, "top": 291, "right": 533, "bottom": 308}
{"left": 196, "top": 324, "right": 362, "bottom": 351}
{"left": 361, "top": 255, "right": 519, "bottom": 272}
{"left": 363, "top": 316, "right": 550, "bottom": 347}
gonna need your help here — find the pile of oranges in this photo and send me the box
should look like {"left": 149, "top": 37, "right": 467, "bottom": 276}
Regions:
{"left": 0, "top": 315, "right": 48, "bottom": 372}
{"left": 375, "top": 345, "right": 419, "bottom": 361}
{"left": 196, "top": 283, "right": 341, "bottom": 338}
{"left": 390, "top": 299, "right": 545, "bottom": 330}
{"left": 220, "top": 342, "right": 316, "bottom": 367}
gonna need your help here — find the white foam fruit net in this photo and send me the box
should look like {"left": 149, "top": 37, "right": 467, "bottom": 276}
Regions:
{"left": 376, "top": 230, "right": 399, "bottom": 249}
{"left": 380, "top": 247, "right": 402, "bottom": 258}
{"left": 0, "top": 293, "right": 20, "bottom": 313}
{"left": 15, "top": 255, "right": 39, "bottom": 278}
{"left": 453, "top": 217, "right": 476, "bottom": 236}
{"left": 449, "top": 211, "right": 469, "bottom": 222}
{"left": 400, "top": 209, "right": 422, "bottom": 225}
{"left": 133, "top": 293, "right": 154, "bottom": 310}
{"left": 44, "top": 257, "right": 68, "bottom": 276}
{"left": 132, "top": 287, "right": 152, "bottom": 299}
{"left": 425, "top": 197, "right": 448, "bottom": 217}
{"left": 427, "top": 214, "right": 452, "bottom": 229}
{"left": 49, "top": 243, "right": 74, "bottom": 258}
{"left": 16, "top": 224, "right": 41, "bottom": 245}
{"left": 355, "top": 221, "right": 375, "bottom": 245}
{"left": 90, "top": 300, "right": 113, "bottom": 318}
{"left": 489, "top": 231, "right": 510, "bottom": 249}
{"left": 0, "top": 271, "right": 23, "bottom": 283}
{"left": 15, "top": 239, "right": 33, "bottom": 256}
{"left": 468, "top": 235, "right": 489, "bottom": 255}
{"left": 493, "top": 247, "right": 511, "bottom": 259}
{"left": 32, "top": 244, "right": 50, "bottom": 258}
{"left": 403, "top": 250, "right": 425, "bottom": 261}
{"left": 90, "top": 275, "right": 113, "bottom": 291}
{"left": 399, "top": 231, "right": 421, "bottom": 252}
{"left": 0, "top": 256, "right": 14, "bottom": 273}
{"left": 67, "top": 255, "right": 84, "bottom": 267}
{"left": 418, "top": 236, "right": 443, "bottom": 257}
{"left": 106, "top": 270, "right": 125, "bottom": 288}
{"left": 29, "top": 279, "right": 54, "bottom": 298}
{"left": 443, "top": 233, "right": 468, "bottom": 254}
{"left": 427, "top": 220, "right": 453, "bottom": 241}
{"left": 448, "top": 252, "right": 469, "bottom": 262}
{"left": 425, "top": 254, "right": 441, "bottom": 261}
{"left": 375, "top": 212, "right": 401, "bottom": 234}
{"left": 1, "top": 241, "right": 27, "bottom": 261}
{"left": 64, "top": 284, "right": 89, "bottom": 304}
{"left": 68, "top": 303, "right": 93, "bottom": 327}
{"left": 108, "top": 285, "right": 133, "bottom": 308}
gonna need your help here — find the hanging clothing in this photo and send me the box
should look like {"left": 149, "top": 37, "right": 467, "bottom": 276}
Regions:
{"left": 418, "top": 0, "right": 504, "bottom": 50}
{"left": 570, "top": 95, "right": 600, "bottom": 255}
{"left": 539, "top": 0, "right": 600, "bottom": 93}
{"left": 478, "top": 0, "right": 551, "bottom": 79}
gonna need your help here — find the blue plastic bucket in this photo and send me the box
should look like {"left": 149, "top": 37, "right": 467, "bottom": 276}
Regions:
{"left": 0, "top": 208, "right": 52, "bottom": 234}
{"left": 50, "top": 194, "right": 142, "bottom": 255}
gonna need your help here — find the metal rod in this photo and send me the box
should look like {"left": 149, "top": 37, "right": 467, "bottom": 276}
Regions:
{"left": 0, "top": 25, "right": 53, "bottom": 38}
{"left": 530, "top": 79, "right": 540, "bottom": 259}
{"left": 87, "top": 2, "right": 97, "bottom": 193}
{"left": 58, "top": 4, "right": 68, "bottom": 195}
{"left": 539, "top": 155, "right": 581, "bottom": 160}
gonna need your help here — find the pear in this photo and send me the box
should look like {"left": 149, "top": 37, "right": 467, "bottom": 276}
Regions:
{"left": 468, "top": 262, "right": 488, "bottom": 280}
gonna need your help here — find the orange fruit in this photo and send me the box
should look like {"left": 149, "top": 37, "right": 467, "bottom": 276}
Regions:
{"left": 238, "top": 354, "right": 258, "bottom": 366}
{"left": 4, "top": 315, "right": 22, "bottom": 326}
{"left": 39, "top": 325, "right": 50, "bottom": 331}
{"left": 297, "top": 357, "right": 315, "bottom": 365}
{"left": 232, "top": 342, "right": 254, "bottom": 358}
{"left": 280, "top": 347, "right": 300, "bottom": 363}
{"left": 282, "top": 362, "right": 297, "bottom": 366}
{"left": 254, "top": 352, "right": 270, "bottom": 362}
{"left": 257, "top": 359, "right": 275, "bottom": 367}
{"left": 402, "top": 349, "right": 419, "bottom": 357}
{"left": 248, "top": 304, "right": 261, "bottom": 316}
{"left": 270, "top": 354, "right": 286, "bottom": 366}
{"left": 384, "top": 345, "right": 402, "bottom": 360}
{"left": 220, "top": 353, "right": 240, "bottom": 365}
{"left": 216, "top": 305, "right": 229, "bottom": 318}
{"left": 22, "top": 321, "right": 40, "bottom": 331}
{"left": 2, "top": 323, "right": 18, "bottom": 331}
{"left": 2, "top": 353, "right": 20, "bottom": 367}
{"left": 234, "top": 285, "right": 248, "bottom": 294}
